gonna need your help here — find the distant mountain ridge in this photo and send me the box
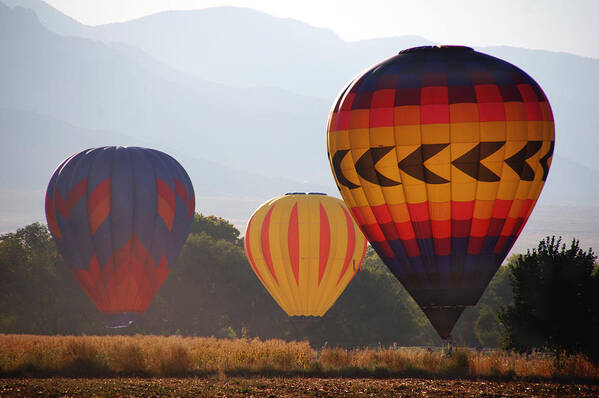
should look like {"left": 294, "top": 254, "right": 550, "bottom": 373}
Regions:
{"left": 0, "top": 2, "right": 332, "bottom": 184}
{"left": 3, "top": 0, "right": 597, "bottom": 174}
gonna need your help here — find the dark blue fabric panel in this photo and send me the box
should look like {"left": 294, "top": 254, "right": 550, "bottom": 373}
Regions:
{"left": 130, "top": 148, "right": 156, "bottom": 254}
{"left": 110, "top": 147, "right": 134, "bottom": 251}
{"left": 161, "top": 152, "right": 192, "bottom": 269}
{"left": 482, "top": 236, "right": 500, "bottom": 254}
{"left": 68, "top": 150, "right": 97, "bottom": 269}
{"left": 88, "top": 147, "right": 115, "bottom": 267}
{"left": 146, "top": 149, "right": 173, "bottom": 267}
{"left": 436, "top": 255, "right": 451, "bottom": 289}
{"left": 406, "top": 256, "right": 430, "bottom": 289}
{"left": 387, "top": 238, "right": 410, "bottom": 264}
{"left": 451, "top": 237, "right": 468, "bottom": 254}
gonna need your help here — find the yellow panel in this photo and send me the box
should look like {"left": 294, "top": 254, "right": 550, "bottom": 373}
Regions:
{"left": 480, "top": 121, "right": 506, "bottom": 142}
{"left": 330, "top": 129, "right": 350, "bottom": 150}
{"left": 505, "top": 121, "right": 528, "bottom": 141}
{"left": 449, "top": 122, "right": 479, "bottom": 143}
{"left": 269, "top": 198, "right": 299, "bottom": 314}
{"left": 346, "top": 186, "right": 370, "bottom": 208}
{"left": 360, "top": 182, "right": 387, "bottom": 207}
{"left": 527, "top": 121, "right": 544, "bottom": 141}
{"left": 543, "top": 122, "right": 555, "bottom": 141}
{"left": 421, "top": 124, "right": 450, "bottom": 144}
{"left": 369, "top": 126, "right": 396, "bottom": 146}
{"left": 476, "top": 181, "right": 500, "bottom": 201}
{"left": 245, "top": 200, "right": 289, "bottom": 314}
{"left": 426, "top": 183, "right": 451, "bottom": 202}
{"left": 380, "top": 185, "right": 407, "bottom": 206}
{"left": 403, "top": 183, "right": 428, "bottom": 203}
{"left": 395, "top": 125, "right": 422, "bottom": 146}
{"left": 496, "top": 180, "right": 519, "bottom": 201}
{"left": 451, "top": 182, "right": 477, "bottom": 201}
{"left": 348, "top": 128, "right": 371, "bottom": 149}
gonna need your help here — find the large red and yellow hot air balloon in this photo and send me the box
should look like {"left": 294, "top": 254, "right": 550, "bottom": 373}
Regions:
{"left": 45, "top": 146, "right": 195, "bottom": 327}
{"left": 244, "top": 193, "right": 367, "bottom": 316}
{"left": 326, "top": 46, "right": 554, "bottom": 338}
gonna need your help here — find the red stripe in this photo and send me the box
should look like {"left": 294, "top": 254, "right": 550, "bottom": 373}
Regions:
{"left": 156, "top": 178, "right": 175, "bottom": 231}
{"left": 156, "top": 178, "right": 176, "bottom": 210}
{"left": 478, "top": 102, "right": 506, "bottom": 121}
{"left": 174, "top": 179, "right": 195, "bottom": 218}
{"left": 369, "top": 107, "right": 394, "bottom": 127}
{"left": 318, "top": 204, "right": 331, "bottom": 285}
{"left": 244, "top": 216, "right": 266, "bottom": 285}
{"left": 87, "top": 178, "right": 111, "bottom": 234}
{"left": 45, "top": 194, "right": 61, "bottom": 239}
{"left": 407, "top": 202, "right": 430, "bottom": 222}
{"left": 288, "top": 203, "right": 300, "bottom": 285}
{"left": 421, "top": 104, "right": 450, "bottom": 124}
{"left": 261, "top": 206, "right": 279, "bottom": 285}
{"left": 337, "top": 205, "right": 356, "bottom": 285}
{"left": 87, "top": 178, "right": 110, "bottom": 210}
{"left": 54, "top": 178, "right": 88, "bottom": 219}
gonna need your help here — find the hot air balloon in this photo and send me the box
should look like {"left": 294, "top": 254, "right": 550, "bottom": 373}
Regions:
{"left": 326, "top": 46, "right": 554, "bottom": 339}
{"left": 45, "top": 146, "right": 195, "bottom": 327}
{"left": 244, "top": 193, "right": 367, "bottom": 317}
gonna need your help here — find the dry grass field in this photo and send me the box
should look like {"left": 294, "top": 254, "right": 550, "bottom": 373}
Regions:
{"left": 1, "top": 334, "right": 599, "bottom": 383}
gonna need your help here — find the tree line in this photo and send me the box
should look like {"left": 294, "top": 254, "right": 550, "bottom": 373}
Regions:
{"left": 0, "top": 215, "right": 596, "bottom": 356}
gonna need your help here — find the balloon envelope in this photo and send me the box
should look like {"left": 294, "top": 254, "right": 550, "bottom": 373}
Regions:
{"left": 244, "top": 193, "right": 367, "bottom": 317}
{"left": 45, "top": 146, "right": 195, "bottom": 326}
{"left": 326, "top": 46, "right": 554, "bottom": 338}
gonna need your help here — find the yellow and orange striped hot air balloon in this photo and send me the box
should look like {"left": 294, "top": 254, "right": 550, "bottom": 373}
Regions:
{"left": 244, "top": 193, "right": 367, "bottom": 317}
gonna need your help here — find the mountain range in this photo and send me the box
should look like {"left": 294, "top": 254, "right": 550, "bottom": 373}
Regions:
{"left": 0, "top": 0, "right": 597, "bottom": 254}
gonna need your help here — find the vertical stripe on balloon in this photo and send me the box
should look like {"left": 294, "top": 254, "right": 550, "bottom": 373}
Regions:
{"left": 174, "top": 179, "right": 195, "bottom": 218}
{"left": 261, "top": 206, "right": 279, "bottom": 285}
{"left": 156, "top": 178, "right": 176, "bottom": 231}
{"left": 318, "top": 203, "right": 331, "bottom": 285}
{"left": 287, "top": 203, "right": 300, "bottom": 285}
{"left": 88, "top": 178, "right": 111, "bottom": 234}
{"left": 337, "top": 205, "right": 356, "bottom": 285}
{"left": 45, "top": 194, "right": 61, "bottom": 239}
{"left": 244, "top": 217, "right": 265, "bottom": 285}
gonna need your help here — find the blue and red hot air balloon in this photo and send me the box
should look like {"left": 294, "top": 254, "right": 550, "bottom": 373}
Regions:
{"left": 45, "top": 146, "right": 195, "bottom": 327}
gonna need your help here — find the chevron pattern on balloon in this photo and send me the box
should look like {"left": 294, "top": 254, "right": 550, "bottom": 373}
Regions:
{"left": 331, "top": 139, "right": 554, "bottom": 188}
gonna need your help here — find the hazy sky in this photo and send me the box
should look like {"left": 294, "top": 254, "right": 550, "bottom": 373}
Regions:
{"left": 43, "top": 0, "right": 599, "bottom": 59}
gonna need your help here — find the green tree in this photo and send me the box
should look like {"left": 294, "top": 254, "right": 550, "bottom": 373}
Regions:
{"left": 498, "top": 236, "right": 599, "bottom": 359}
{"left": 441, "top": 263, "right": 512, "bottom": 347}
{"left": 189, "top": 214, "right": 240, "bottom": 245}
{"left": 0, "top": 223, "right": 103, "bottom": 334}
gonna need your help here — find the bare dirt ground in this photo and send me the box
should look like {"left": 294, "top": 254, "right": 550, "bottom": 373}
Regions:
{"left": 0, "top": 377, "right": 597, "bottom": 397}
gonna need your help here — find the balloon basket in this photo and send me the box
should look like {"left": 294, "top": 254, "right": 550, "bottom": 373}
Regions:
{"left": 105, "top": 312, "right": 141, "bottom": 328}
{"left": 442, "top": 336, "right": 456, "bottom": 356}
